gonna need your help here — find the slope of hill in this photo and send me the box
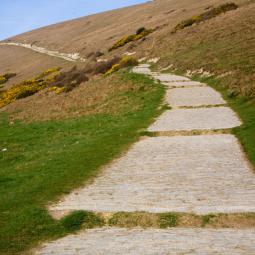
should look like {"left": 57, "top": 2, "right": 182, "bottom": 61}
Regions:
{"left": 0, "top": 0, "right": 254, "bottom": 254}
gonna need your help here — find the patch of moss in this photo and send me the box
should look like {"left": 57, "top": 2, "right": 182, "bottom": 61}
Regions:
{"left": 173, "top": 3, "right": 238, "bottom": 33}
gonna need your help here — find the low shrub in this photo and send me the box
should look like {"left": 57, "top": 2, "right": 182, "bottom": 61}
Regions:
{"left": 0, "top": 73, "right": 16, "bottom": 85}
{"left": 60, "top": 211, "right": 104, "bottom": 232}
{"left": 136, "top": 27, "right": 146, "bottom": 35}
{"left": 36, "top": 67, "right": 61, "bottom": 79}
{"left": 105, "top": 56, "right": 138, "bottom": 75}
{"left": 0, "top": 79, "right": 47, "bottom": 107}
{"left": 173, "top": 3, "right": 238, "bottom": 33}
{"left": 86, "top": 51, "right": 104, "bottom": 60}
{"left": 0, "top": 67, "right": 89, "bottom": 108}
{"left": 50, "top": 66, "right": 88, "bottom": 92}
{"left": 93, "top": 56, "right": 121, "bottom": 74}
{"left": 109, "top": 27, "right": 154, "bottom": 51}
{"left": 0, "top": 76, "right": 7, "bottom": 85}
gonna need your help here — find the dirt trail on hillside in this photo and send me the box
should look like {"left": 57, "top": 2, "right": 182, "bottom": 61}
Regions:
{"left": 36, "top": 64, "right": 255, "bottom": 254}
{"left": 0, "top": 42, "right": 86, "bottom": 62}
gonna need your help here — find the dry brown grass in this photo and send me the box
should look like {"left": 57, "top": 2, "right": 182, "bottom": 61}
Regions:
{"left": 106, "top": 212, "right": 255, "bottom": 229}
{"left": 150, "top": 2, "right": 255, "bottom": 98}
{"left": 0, "top": 72, "right": 142, "bottom": 122}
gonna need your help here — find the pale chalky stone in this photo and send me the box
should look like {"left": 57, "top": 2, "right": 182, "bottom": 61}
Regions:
{"left": 166, "top": 86, "right": 226, "bottom": 107}
{"left": 133, "top": 65, "right": 152, "bottom": 74}
{"left": 152, "top": 74, "right": 190, "bottom": 82}
{"left": 148, "top": 107, "right": 241, "bottom": 131}
{"left": 37, "top": 227, "right": 255, "bottom": 255}
{"left": 50, "top": 135, "right": 255, "bottom": 215}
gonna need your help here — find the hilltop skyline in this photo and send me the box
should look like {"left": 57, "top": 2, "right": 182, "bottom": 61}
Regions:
{"left": 0, "top": 0, "right": 147, "bottom": 40}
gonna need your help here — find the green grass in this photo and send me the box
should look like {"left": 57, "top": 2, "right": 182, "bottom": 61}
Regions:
{"left": 159, "top": 213, "right": 179, "bottom": 228}
{"left": 0, "top": 71, "right": 164, "bottom": 254}
{"left": 60, "top": 211, "right": 104, "bottom": 232}
{"left": 193, "top": 75, "right": 255, "bottom": 169}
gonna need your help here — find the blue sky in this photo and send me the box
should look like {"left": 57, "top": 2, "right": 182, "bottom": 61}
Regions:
{"left": 0, "top": 0, "right": 148, "bottom": 40}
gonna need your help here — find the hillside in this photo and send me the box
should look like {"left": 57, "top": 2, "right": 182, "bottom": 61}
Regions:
{"left": 0, "top": 0, "right": 254, "bottom": 98}
{"left": 0, "top": 0, "right": 255, "bottom": 254}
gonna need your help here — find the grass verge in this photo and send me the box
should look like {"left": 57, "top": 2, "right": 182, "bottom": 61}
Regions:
{"left": 107, "top": 211, "right": 255, "bottom": 229}
{"left": 0, "top": 71, "right": 164, "bottom": 254}
{"left": 193, "top": 75, "right": 255, "bottom": 169}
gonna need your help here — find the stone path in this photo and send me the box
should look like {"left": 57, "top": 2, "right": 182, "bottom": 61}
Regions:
{"left": 0, "top": 42, "right": 86, "bottom": 62}
{"left": 37, "top": 228, "right": 255, "bottom": 255}
{"left": 166, "top": 86, "right": 225, "bottom": 107}
{"left": 37, "top": 64, "right": 255, "bottom": 254}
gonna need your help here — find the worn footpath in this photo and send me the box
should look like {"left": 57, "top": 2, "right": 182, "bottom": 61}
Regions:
{"left": 37, "top": 64, "right": 255, "bottom": 254}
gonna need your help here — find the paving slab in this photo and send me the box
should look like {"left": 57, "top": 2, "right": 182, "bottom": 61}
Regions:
{"left": 133, "top": 65, "right": 152, "bottom": 74}
{"left": 152, "top": 74, "right": 190, "bottom": 82}
{"left": 166, "top": 86, "right": 226, "bottom": 107}
{"left": 148, "top": 107, "right": 241, "bottom": 132}
{"left": 37, "top": 227, "right": 255, "bottom": 255}
{"left": 163, "top": 80, "right": 207, "bottom": 87}
{"left": 50, "top": 135, "right": 255, "bottom": 215}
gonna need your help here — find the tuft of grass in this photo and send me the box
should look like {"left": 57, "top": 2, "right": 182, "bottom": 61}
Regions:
{"left": 109, "top": 212, "right": 158, "bottom": 228}
{"left": 0, "top": 71, "right": 164, "bottom": 254}
{"left": 60, "top": 211, "right": 104, "bottom": 232}
{"left": 202, "top": 214, "right": 217, "bottom": 227}
{"left": 159, "top": 213, "right": 179, "bottom": 228}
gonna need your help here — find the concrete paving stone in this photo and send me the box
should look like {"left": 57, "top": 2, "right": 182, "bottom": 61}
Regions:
{"left": 132, "top": 65, "right": 152, "bottom": 74}
{"left": 162, "top": 80, "right": 207, "bottom": 87}
{"left": 148, "top": 107, "right": 241, "bottom": 132}
{"left": 37, "top": 227, "right": 255, "bottom": 255}
{"left": 50, "top": 135, "right": 255, "bottom": 215}
{"left": 166, "top": 86, "right": 226, "bottom": 107}
{"left": 152, "top": 74, "right": 190, "bottom": 82}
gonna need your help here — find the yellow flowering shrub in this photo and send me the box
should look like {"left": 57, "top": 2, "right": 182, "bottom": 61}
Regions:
{"left": 0, "top": 73, "right": 16, "bottom": 85}
{"left": 0, "top": 66, "right": 89, "bottom": 108}
{"left": 47, "top": 86, "right": 65, "bottom": 94}
{"left": 173, "top": 3, "right": 238, "bottom": 33}
{"left": 105, "top": 56, "right": 138, "bottom": 75}
{"left": 0, "top": 68, "right": 61, "bottom": 108}
{"left": 105, "top": 64, "right": 120, "bottom": 75}
{"left": 0, "top": 76, "right": 7, "bottom": 85}
{"left": 36, "top": 67, "right": 62, "bottom": 79}
{"left": 109, "top": 28, "right": 154, "bottom": 51}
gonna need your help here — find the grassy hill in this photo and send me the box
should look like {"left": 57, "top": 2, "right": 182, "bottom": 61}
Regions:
{"left": 0, "top": 0, "right": 254, "bottom": 253}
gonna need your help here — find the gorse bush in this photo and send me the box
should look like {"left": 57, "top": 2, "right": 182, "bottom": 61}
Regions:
{"left": 92, "top": 56, "right": 121, "bottom": 74}
{"left": 0, "top": 73, "right": 16, "bottom": 85}
{"left": 49, "top": 66, "right": 88, "bottom": 92}
{"left": 109, "top": 27, "right": 154, "bottom": 51}
{"left": 173, "top": 3, "right": 238, "bottom": 33}
{"left": 105, "top": 56, "right": 138, "bottom": 75}
{"left": 0, "top": 68, "right": 59, "bottom": 108}
{"left": 0, "top": 67, "right": 88, "bottom": 108}
{"left": 35, "top": 67, "right": 62, "bottom": 79}
{"left": 136, "top": 27, "right": 146, "bottom": 35}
